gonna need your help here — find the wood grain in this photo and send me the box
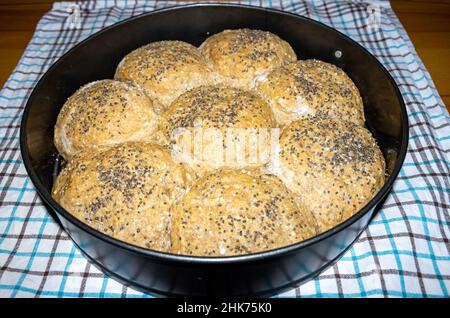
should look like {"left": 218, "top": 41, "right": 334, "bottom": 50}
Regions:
{"left": 0, "top": 0, "right": 448, "bottom": 110}
{"left": 390, "top": 0, "right": 450, "bottom": 109}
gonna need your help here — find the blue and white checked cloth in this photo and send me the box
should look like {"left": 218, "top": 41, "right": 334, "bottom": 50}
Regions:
{"left": 0, "top": 0, "right": 449, "bottom": 298}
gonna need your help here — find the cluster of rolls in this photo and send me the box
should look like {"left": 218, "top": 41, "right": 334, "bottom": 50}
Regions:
{"left": 52, "top": 29, "right": 385, "bottom": 256}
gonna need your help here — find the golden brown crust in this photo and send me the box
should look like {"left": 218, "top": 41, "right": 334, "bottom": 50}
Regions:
{"left": 171, "top": 169, "right": 317, "bottom": 256}
{"left": 52, "top": 142, "right": 191, "bottom": 251}
{"left": 157, "top": 85, "right": 278, "bottom": 178}
{"left": 54, "top": 80, "right": 159, "bottom": 160}
{"left": 115, "top": 41, "right": 213, "bottom": 110}
{"left": 199, "top": 29, "right": 296, "bottom": 89}
{"left": 255, "top": 59, "right": 365, "bottom": 127}
{"left": 275, "top": 116, "right": 385, "bottom": 232}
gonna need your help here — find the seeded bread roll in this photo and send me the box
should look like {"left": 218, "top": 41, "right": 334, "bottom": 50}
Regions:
{"left": 157, "top": 85, "right": 278, "bottom": 178}
{"left": 171, "top": 169, "right": 317, "bottom": 256}
{"left": 274, "top": 116, "right": 385, "bottom": 232}
{"left": 199, "top": 29, "right": 296, "bottom": 89}
{"left": 52, "top": 142, "right": 191, "bottom": 251}
{"left": 115, "top": 40, "right": 213, "bottom": 110}
{"left": 54, "top": 79, "right": 159, "bottom": 161}
{"left": 255, "top": 59, "right": 365, "bottom": 127}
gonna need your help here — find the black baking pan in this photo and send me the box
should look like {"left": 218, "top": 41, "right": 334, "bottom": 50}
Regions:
{"left": 20, "top": 3, "right": 408, "bottom": 297}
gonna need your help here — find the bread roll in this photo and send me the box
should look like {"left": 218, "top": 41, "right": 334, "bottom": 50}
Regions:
{"left": 255, "top": 59, "right": 365, "bottom": 127}
{"left": 200, "top": 29, "right": 296, "bottom": 89}
{"left": 52, "top": 142, "right": 191, "bottom": 251}
{"left": 171, "top": 169, "right": 317, "bottom": 256}
{"left": 275, "top": 116, "right": 385, "bottom": 232}
{"left": 157, "top": 85, "right": 278, "bottom": 178}
{"left": 115, "top": 40, "right": 213, "bottom": 110}
{"left": 54, "top": 79, "right": 159, "bottom": 160}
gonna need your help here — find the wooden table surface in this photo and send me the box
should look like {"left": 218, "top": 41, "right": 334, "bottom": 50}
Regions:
{"left": 0, "top": 0, "right": 449, "bottom": 110}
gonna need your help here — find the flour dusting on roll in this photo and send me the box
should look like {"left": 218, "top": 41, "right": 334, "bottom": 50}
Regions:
{"left": 52, "top": 142, "right": 192, "bottom": 251}
{"left": 199, "top": 29, "right": 296, "bottom": 89}
{"left": 157, "top": 85, "right": 278, "bottom": 178}
{"left": 115, "top": 40, "right": 213, "bottom": 110}
{"left": 54, "top": 79, "right": 159, "bottom": 160}
{"left": 275, "top": 116, "right": 385, "bottom": 232}
{"left": 255, "top": 59, "right": 365, "bottom": 127}
{"left": 171, "top": 169, "right": 317, "bottom": 256}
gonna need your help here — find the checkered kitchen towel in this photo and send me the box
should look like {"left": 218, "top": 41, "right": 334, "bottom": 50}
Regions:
{"left": 0, "top": 0, "right": 449, "bottom": 298}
